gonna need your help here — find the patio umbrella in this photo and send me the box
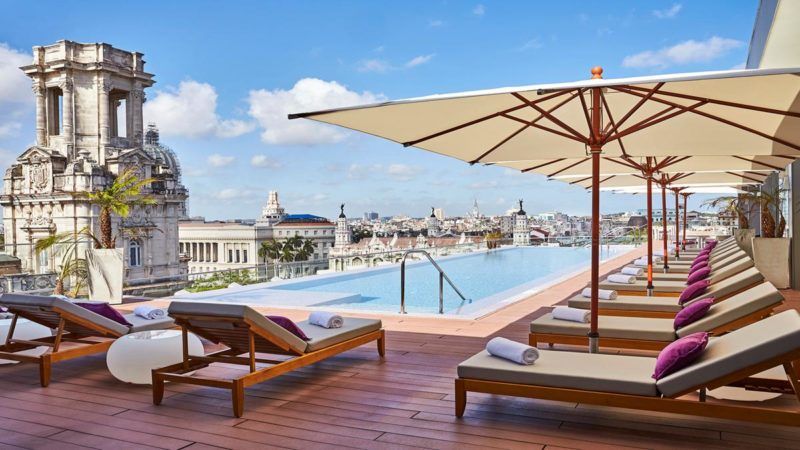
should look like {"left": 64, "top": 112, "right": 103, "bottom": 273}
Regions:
{"left": 291, "top": 66, "right": 800, "bottom": 353}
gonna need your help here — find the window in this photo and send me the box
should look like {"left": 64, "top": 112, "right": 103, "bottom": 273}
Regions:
{"left": 235, "top": 250, "right": 241, "bottom": 263}
{"left": 243, "top": 250, "right": 248, "bottom": 263}
{"left": 228, "top": 249, "right": 233, "bottom": 263}
{"left": 110, "top": 90, "right": 129, "bottom": 138}
{"left": 129, "top": 240, "right": 142, "bottom": 267}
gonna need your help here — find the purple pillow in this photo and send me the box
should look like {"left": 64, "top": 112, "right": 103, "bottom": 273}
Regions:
{"left": 674, "top": 298, "right": 714, "bottom": 329}
{"left": 686, "top": 267, "right": 711, "bottom": 285}
{"left": 653, "top": 332, "right": 709, "bottom": 379}
{"left": 691, "top": 255, "right": 709, "bottom": 268}
{"left": 266, "top": 315, "right": 310, "bottom": 341}
{"left": 678, "top": 280, "right": 710, "bottom": 305}
{"left": 688, "top": 261, "right": 708, "bottom": 276}
{"left": 74, "top": 302, "right": 132, "bottom": 326}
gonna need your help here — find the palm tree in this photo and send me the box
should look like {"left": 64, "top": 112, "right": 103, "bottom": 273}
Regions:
{"left": 34, "top": 227, "right": 99, "bottom": 296}
{"left": 258, "top": 239, "right": 283, "bottom": 263}
{"left": 85, "top": 168, "right": 157, "bottom": 249}
{"left": 294, "top": 239, "right": 316, "bottom": 261}
{"left": 702, "top": 195, "right": 756, "bottom": 230}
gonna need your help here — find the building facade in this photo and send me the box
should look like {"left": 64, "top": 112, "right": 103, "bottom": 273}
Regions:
{"left": 1, "top": 41, "right": 188, "bottom": 282}
{"left": 178, "top": 191, "right": 335, "bottom": 274}
{"left": 513, "top": 199, "right": 531, "bottom": 246}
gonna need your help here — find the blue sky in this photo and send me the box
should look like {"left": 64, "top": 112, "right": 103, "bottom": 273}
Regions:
{"left": 0, "top": 1, "right": 758, "bottom": 220}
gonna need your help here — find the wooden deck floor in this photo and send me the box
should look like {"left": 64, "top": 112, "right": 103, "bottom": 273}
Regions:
{"left": 2, "top": 246, "right": 800, "bottom": 449}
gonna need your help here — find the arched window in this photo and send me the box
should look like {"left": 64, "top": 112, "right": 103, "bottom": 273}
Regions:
{"left": 129, "top": 240, "right": 142, "bottom": 267}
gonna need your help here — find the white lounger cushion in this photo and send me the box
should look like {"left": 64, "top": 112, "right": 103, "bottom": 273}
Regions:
{"left": 567, "top": 295, "right": 682, "bottom": 313}
{"left": 604, "top": 253, "right": 754, "bottom": 292}
{"left": 530, "top": 315, "right": 676, "bottom": 341}
{"left": 657, "top": 310, "right": 800, "bottom": 397}
{"left": 457, "top": 349, "right": 658, "bottom": 396}
{"left": 298, "top": 318, "right": 381, "bottom": 352}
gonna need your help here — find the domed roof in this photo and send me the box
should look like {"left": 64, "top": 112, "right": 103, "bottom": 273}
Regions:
{"left": 143, "top": 123, "right": 182, "bottom": 180}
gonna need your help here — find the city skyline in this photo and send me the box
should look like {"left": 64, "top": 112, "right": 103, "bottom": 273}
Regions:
{"left": 0, "top": 1, "right": 756, "bottom": 219}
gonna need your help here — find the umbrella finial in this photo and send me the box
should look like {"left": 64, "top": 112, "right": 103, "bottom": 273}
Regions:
{"left": 590, "top": 66, "right": 603, "bottom": 79}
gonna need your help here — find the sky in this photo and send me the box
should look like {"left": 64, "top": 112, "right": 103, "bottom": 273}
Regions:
{"left": 0, "top": 1, "right": 759, "bottom": 220}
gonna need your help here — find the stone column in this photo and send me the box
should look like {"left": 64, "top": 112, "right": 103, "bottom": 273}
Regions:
{"left": 33, "top": 83, "right": 46, "bottom": 146}
{"left": 61, "top": 78, "right": 74, "bottom": 157}
{"left": 131, "top": 82, "right": 144, "bottom": 147}
{"left": 98, "top": 77, "right": 111, "bottom": 162}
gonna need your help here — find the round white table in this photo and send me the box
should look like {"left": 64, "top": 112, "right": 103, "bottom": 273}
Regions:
{"left": 106, "top": 329, "right": 203, "bottom": 384}
{"left": 0, "top": 317, "right": 52, "bottom": 364}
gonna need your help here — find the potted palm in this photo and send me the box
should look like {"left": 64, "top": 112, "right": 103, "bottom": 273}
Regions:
{"left": 81, "top": 168, "right": 156, "bottom": 303}
{"left": 702, "top": 195, "right": 756, "bottom": 257}
{"left": 34, "top": 227, "right": 98, "bottom": 297}
{"left": 751, "top": 188, "right": 790, "bottom": 288}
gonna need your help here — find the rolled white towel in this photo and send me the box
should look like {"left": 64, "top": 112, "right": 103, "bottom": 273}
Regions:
{"left": 309, "top": 311, "right": 344, "bottom": 328}
{"left": 133, "top": 305, "right": 166, "bottom": 320}
{"left": 581, "top": 287, "right": 617, "bottom": 300}
{"left": 552, "top": 306, "right": 590, "bottom": 323}
{"left": 633, "top": 258, "right": 648, "bottom": 267}
{"left": 621, "top": 266, "right": 644, "bottom": 276}
{"left": 486, "top": 337, "right": 539, "bottom": 365}
{"left": 608, "top": 274, "right": 636, "bottom": 284}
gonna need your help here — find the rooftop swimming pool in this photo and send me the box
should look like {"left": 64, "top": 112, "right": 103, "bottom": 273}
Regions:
{"left": 173, "top": 245, "right": 633, "bottom": 317}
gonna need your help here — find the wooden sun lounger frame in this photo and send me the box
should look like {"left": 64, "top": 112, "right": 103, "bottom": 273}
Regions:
{"left": 0, "top": 306, "right": 125, "bottom": 386}
{"left": 529, "top": 303, "right": 779, "bottom": 351}
{"left": 455, "top": 349, "right": 800, "bottom": 427}
{"left": 152, "top": 312, "right": 385, "bottom": 417}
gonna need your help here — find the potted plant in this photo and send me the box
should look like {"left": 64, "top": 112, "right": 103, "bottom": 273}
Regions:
{"left": 34, "top": 227, "right": 97, "bottom": 297}
{"left": 751, "top": 188, "right": 790, "bottom": 288}
{"left": 702, "top": 195, "right": 756, "bottom": 257}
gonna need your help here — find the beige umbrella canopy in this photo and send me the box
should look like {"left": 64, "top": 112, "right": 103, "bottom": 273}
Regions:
{"left": 563, "top": 170, "right": 771, "bottom": 189}
{"left": 291, "top": 66, "right": 800, "bottom": 353}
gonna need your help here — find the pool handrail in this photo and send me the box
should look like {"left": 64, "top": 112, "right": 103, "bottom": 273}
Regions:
{"left": 400, "top": 249, "right": 468, "bottom": 314}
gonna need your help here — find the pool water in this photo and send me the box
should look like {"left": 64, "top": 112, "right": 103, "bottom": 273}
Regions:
{"left": 274, "top": 246, "right": 629, "bottom": 315}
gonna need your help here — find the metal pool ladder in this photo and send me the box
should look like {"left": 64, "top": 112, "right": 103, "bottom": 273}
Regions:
{"left": 400, "top": 249, "right": 468, "bottom": 314}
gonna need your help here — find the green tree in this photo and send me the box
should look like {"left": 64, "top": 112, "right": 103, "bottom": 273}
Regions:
{"left": 258, "top": 239, "right": 283, "bottom": 263}
{"left": 34, "top": 227, "right": 100, "bottom": 296}
{"left": 85, "top": 168, "right": 157, "bottom": 249}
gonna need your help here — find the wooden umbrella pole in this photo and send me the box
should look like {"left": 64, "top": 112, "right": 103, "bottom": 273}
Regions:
{"left": 588, "top": 66, "right": 603, "bottom": 354}
{"left": 661, "top": 177, "right": 669, "bottom": 272}
{"left": 673, "top": 188, "right": 681, "bottom": 258}
{"left": 646, "top": 168, "right": 654, "bottom": 296}
{"left": 681, "top": 193, "right": 691, "bottom": 250}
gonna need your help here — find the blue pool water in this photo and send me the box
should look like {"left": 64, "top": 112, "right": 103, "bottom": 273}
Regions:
{"left": 273, "top": 246, "right": 629, "bottom": 315}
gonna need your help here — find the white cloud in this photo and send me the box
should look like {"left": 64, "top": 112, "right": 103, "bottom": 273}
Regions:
{"left": 0, "top": 43, "right": 31, "bottom": 105}
{"left": 473, "top": 4, "right": 485, "bottom": 16}
{"left": 405, "top": 54, "right": 435, "bottom": 68}
{"left": 356, "top": 59, "right": 391, "bottom": 73}
{"left": 250, "top": 154, "right": 283, "bottom": 168}
{"left": 386, "top": 164, "right": 423, "bottom": 181}
{"left": 428, "top": 19, "right": 444, "bottom": 28}
{"left": 622, "top": 36, "right": 743, "bottom": 69}
{"left": 247, "top": 78, "right": 385, "bottom": 146}
{"left": 213, "top": 188, "right": 245, "bottom": 200}
{"left": 207, "top": 153, "right": 235, "bottom": 167}
{"left": 517, "top": 38, "right": 543, "bottom": 52}
{"left": 143, "top": 80, "right": 254, "bottom": 139}
{"left": 0, "top": 121, "right": 21, "bottom": 139}
{"left": 653, "top": 3, "right": 682, "bottom": 19}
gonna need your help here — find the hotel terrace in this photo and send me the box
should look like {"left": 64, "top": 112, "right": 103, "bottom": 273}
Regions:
{"left": 2, "top": 2, "right": 800, "bottom": 449}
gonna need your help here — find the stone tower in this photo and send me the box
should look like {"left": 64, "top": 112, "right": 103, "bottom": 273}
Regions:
{"left": 427, "top": 207, "right": 440, "bottom": 237}
{"left": 513, "top": 199, "right": 531, "bottom": 246}
{"left": 334, "top": 203, "right": 351, "bottom": 248}
{"left": 257, "top": 190, "right": 286, "bottom": 226}
{"left": 1, "top": 40, "right": 188, "bottom": 280}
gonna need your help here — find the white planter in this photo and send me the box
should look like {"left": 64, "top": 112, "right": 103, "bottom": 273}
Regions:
{"left": 86, "top": 248, "right": 124, "bottom": 304}
{"left": 752, "top": 237, "right": 790, "bottom": 289}
{"left": 735, "top": 229, "right": 755, "bottom": 258}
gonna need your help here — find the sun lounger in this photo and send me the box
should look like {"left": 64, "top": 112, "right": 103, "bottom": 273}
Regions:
{"left": 602, "top": 253, "right": 757, "bottom": 294}
{"left": 533, "top": 282, "right": 782, "bottom": 350}
{"left": 569, "top": 269, "right": 767, "bottom": 318}
{"left": 151, "top": 302, "right": 385, "bottom": 417}
{"left": 641, "top": 250, "right": 752, "bottom": 281}
{"left": 0, "top": 294, "right": 174, "bottom": 386}
{"left": 456, "top": 309, "right": 800, "bottom": 427}
{"left": 599, "top": 264, "right": 763, "bottom": 297}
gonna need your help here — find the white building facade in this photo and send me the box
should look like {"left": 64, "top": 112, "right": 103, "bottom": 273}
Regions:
{"left": 1, "top": 41, "right": 188, "bottom": 282}
{"left": 513, "top": 200, "right": 531, "bottom": 246}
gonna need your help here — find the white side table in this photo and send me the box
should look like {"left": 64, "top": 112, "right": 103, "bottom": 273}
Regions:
{"left": 0, "top": 317, "right": 52, "bottom": 365}
{"left": 106, "top": 329, "right": 203, "bottom": 384}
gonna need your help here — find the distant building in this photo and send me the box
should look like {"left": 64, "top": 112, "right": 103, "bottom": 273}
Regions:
{"left": 178, "top": 191, "right": 335, "bottom": 274}
{"left": 335, "top": 204, "right": 352, "bottom": 248}
{"left": 513, "top": 200, "right": 531, "bottom": 246}
{"left": 427, "top": 207, "right": 440, "bottom": 236}
{"left": 363, "top": 211, "right": 379, "bottom": 221}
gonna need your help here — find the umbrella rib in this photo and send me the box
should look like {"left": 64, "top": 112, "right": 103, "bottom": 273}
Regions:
{"left": 584, "top": 175, "right": 617, "bottom": 190}
{"left": 469, "top": 91, "right": 581, "bottom": 164}
{"left": 577, "top": 90, "right": 596, "bottom": 143}
{"left": 623, "top": 85, "right": 800, "bottom": 119}
{"left": 401, "top": 89, "right": 574, "bottom": 148}
{"left": 502, "top": 114, "right": 587, "bottom": 143}
{"left": 614, "top": 87, "right": 800, "bottom": 152}
{"left": 599, "top": 90, "right": 627, "bottom": 155}
{"left": 570, "top": 175, "right": 592, "bottom": 185}
{"left": 728, "top": 171, "right": 767, "bottom": 183}
{"left": 521, "top": 158, "right": 566, "bottom": 173}
{"left": 547, "top": 158, "right": 589, "bottom": 177}
{"left": 731, "top": 155, "right": 785, "bottom": 171}
{"left": 604, "top": 157, "right": 642, "bottom": 171}
{"left": 605, "top": 82, "right": 665, "bottom": 138}
{"left": 511, "top": 92, "right": 589, "bottom": 143}
{"left": 605, "top": 93, "right": 708, "bottom": 142}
